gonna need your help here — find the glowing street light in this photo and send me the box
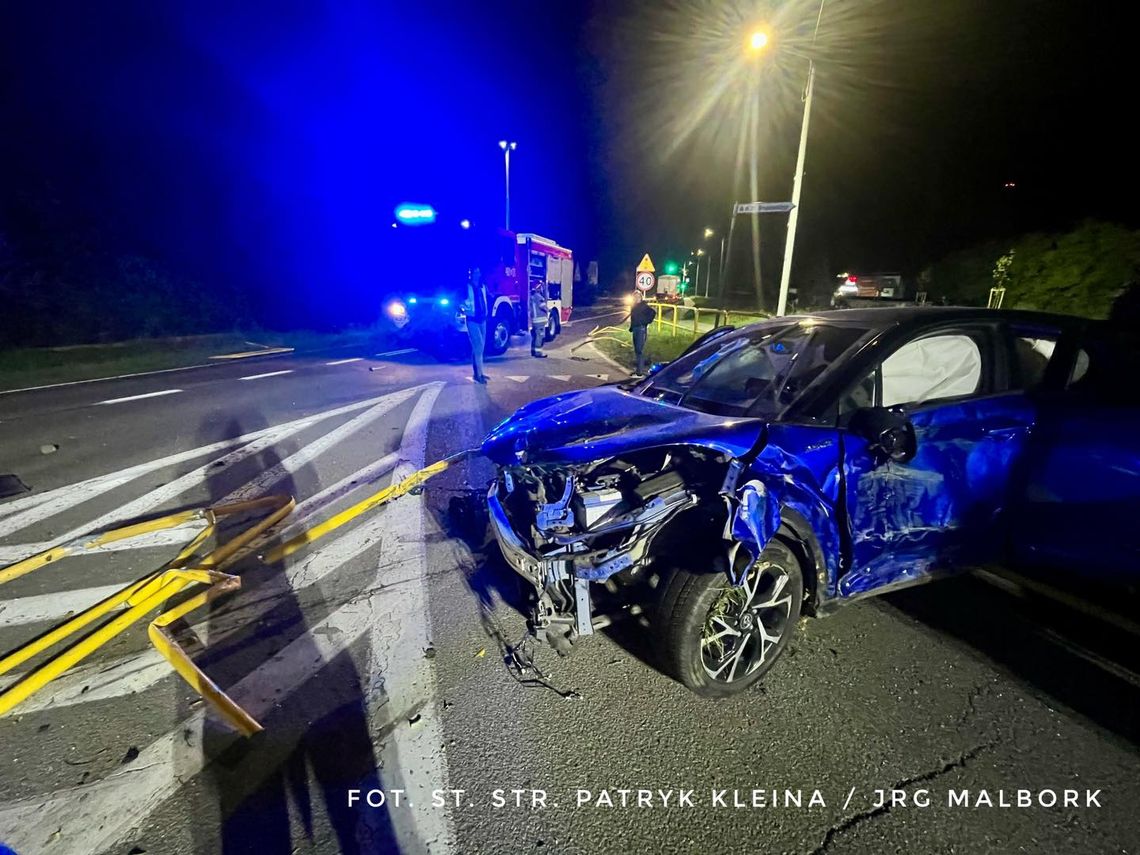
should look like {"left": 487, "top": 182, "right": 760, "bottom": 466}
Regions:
{"left": 498, "top": 140, "right": 518, "bottom": 230}
{"left": 748, "top": 30, "right": 770, "bottom": 52}
{"left": 703, "top": 227, "right": 714, "bottom": 238}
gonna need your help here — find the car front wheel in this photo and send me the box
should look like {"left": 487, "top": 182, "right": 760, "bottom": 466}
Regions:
{"left": 656, "top": 540, "right": 802, "bottom": 697}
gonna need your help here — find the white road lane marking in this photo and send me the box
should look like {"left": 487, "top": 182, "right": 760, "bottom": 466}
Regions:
{"left": 0, "top": 382, "right": 452, "bottom": 855}
{"left": 95, "top": 389, "right": 183, "bottom": 405}
{"left": 551, "top": 374, "right": 571, "bottom": 381}
{"left": 366, "top": 382, "right": 452, "bottom": 853}
{"left": 587, "top": 373, "right": 609, "bottom": 380}
{"left": 0, "top": 386, "right": 430, "bottom": 555}
{"left": 375, "top": 347, "right": 416, "bottom": 357}
{"left": 325, "top": 357, "right": 363, "bottom": 365}
{"left": 217, "top": 387, "right": 417, "bottom": 505}
{"left": 506, "top": 375, "right": 529, "bottom": 382}
{"left": 1, "top": 453, "right": 399, "bottom": 705}
{"left": 0, "top": 364, "right": 215, "bottom": 397}
{"left": 0, "top": 448, "right": 402, "bottom": 628}
{"left": 239, "top": 369, "right": 293, "bottom": 380}
{"left": 0, "top": 452, "right": 400, "bottom": 711}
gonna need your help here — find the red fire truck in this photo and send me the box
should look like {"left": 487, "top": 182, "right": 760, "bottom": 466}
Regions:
{"left": 484, "top": 231, "right": 574, "bottom": 353}
{"left": 383, "top": 220, "right": 573, "bottom": 357}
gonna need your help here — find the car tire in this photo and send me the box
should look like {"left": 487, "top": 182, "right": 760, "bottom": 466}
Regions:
{"left": 655, "top": 539, "right": 802, "bottom": 698}
{"left": 545, "top": 309, "right": 560, "bottom": 342}
{"left": 486, "top": 306, "right": 512, "bottom": 356}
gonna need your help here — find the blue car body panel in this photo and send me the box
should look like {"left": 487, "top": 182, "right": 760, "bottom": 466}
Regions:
{"left": 481, "top": 385, "right": 765, "bottom": 465}
{"left": 1010, "top": 402, "right": 1140, "bottom": 578}
{"left": 838, "top": 393, "right": 1036, "bottom": 597}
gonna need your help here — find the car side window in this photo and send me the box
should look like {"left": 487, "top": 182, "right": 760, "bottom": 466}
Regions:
{"left": 1013, "top": 336, "right": 1057, "bottom": 389}
{"left": 881, "top": 333, "right": 982, "bottom": 407}
{"left": 838, "top": 330, "right": 988, "bottom": 416}
{"left": 1064, "top": 330, "right": 1140, "bottom": 406}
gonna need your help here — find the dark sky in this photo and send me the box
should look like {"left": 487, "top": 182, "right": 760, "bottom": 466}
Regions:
{"left": 2, "top": 0, "right": 1136, "bottom": 325}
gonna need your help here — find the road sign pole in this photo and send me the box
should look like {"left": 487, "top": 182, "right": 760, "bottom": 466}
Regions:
{"left": 720, "top": 204, "right": 737, "bottom": 301}
{"left": 777, "top": 60, "right": 815, "bottom": 317}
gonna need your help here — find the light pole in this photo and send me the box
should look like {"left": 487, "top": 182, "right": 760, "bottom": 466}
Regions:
{"left": 498, "top": 140, "right": 517, "bottom": 230}
{"left": 699, "top": 228, "right": 714, "bottom": 297}
{"left": 775, "top": 0, "right": 826, "bottom": 316}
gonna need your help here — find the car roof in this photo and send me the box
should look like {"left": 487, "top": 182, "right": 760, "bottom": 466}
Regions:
{"left": 770, "top": 306, "right": 1094, "bottom": 334}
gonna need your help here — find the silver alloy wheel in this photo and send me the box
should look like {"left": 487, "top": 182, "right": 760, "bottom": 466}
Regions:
{"left": 700, "top": 559, "right": 794, "bottom": 684}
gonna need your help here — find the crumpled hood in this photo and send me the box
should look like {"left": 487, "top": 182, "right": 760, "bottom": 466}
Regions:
{"left": 481, "top": 385, "right": 765, "bottom": 465}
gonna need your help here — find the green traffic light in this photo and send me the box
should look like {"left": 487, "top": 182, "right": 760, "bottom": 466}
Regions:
{"left": 664, "top": 262, "right": 678, "bottom": 275}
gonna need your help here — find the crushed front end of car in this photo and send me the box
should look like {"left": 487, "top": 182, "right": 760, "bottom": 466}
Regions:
{"left": 480, "top": 385, "right": 768, "bottom": 653}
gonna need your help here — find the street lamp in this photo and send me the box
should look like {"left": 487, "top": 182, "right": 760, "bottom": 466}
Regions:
{"left": 700, "top": 228, "right": 715, "bottom": 297}
{"left": 694, "top": 248, "right": 706, "bottom": 297}
{"left": 498, "top": 140, "right": 518, "bottom": 230}
{"left": 776, "top": 1, "right": 826, "bottom": 316}
{"left": 748, "top": 30, "right": 770, "bottom": 51}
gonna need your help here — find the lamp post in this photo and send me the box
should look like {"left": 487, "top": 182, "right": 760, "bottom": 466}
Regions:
{"left": 741, "top": 3, "right": 825, "bottom": 315}
{"left": 498, "top": 140, "right": 517, "bottom": 230}
{"left": 775, "top": 0, "right": 826, "bottom": 316}
{"left": 701, "top": 228, "right": 714, "bottom": 297}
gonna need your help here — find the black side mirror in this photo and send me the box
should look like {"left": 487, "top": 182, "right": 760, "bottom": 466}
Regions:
{"left": 848, "top": 406, "right": 917, "bottom": 464}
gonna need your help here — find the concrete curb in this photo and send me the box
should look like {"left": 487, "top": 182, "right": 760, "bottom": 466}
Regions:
{"left": 580, "top": 341, "right": 632, "bottom": 376}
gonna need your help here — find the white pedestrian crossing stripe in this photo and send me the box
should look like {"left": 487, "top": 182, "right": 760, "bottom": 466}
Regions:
{"left": 0, "top": 382, "right": 452, "bottom": 855}
{"left": 506, "top": 375, "right": 528, "bottom": 382}
{"left": 587, "top": 373, "right": 609, "bottom": 380}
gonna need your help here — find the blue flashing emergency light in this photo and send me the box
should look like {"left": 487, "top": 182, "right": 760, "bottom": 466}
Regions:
{"left": 394, "top": 203, "right": 437, "bottom": 226}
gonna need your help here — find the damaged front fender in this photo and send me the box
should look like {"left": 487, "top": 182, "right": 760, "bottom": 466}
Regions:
{"left": 721, "top": 425, "right": 845, "bottom": 602}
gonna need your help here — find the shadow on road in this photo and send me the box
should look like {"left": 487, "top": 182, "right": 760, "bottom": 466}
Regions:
{"left": 885, "top": 574, "right": 1140, "bottom": 747}
{"left": 178, "top": 414, "right": 399, "bottom": 854}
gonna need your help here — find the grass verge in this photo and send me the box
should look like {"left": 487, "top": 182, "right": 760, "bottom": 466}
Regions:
{"left": 592, "top": 326, "right": 699, "bottom": 372}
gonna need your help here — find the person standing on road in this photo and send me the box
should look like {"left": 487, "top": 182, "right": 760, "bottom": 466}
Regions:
{"left": 629, "top": 290, "right": 656, "bottom": 376}
{"left": 464, "top": 266, "right": 490, "bottom": 383}
{"left": 529, "top": 281, "right": 549, "bottom": 358}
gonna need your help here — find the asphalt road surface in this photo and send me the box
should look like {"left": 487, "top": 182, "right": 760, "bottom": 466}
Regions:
{"left": 0, "top": 307, "right": 1137, "bottom": 855}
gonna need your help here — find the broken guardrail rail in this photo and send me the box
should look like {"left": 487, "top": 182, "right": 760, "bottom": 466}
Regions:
{"left": 0, "top": 449, "right": 472, "bottom": 735}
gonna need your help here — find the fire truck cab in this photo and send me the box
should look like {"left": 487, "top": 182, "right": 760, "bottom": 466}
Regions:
{"left": 484, "top": 232, "right": 574, "bottom": 354}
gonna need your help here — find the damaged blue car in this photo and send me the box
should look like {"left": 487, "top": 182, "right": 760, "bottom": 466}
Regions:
{"left": 482, "top": 308, "right": 1140, "bottom": 697}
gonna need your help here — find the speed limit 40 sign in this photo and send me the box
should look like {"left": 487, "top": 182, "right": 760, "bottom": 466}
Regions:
{"left": 636, "top": 271, "right": 655, "bottom": 291}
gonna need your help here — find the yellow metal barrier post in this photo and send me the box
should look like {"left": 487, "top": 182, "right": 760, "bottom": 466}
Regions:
{"left": 0, "top": 494, "right": 293, "bottom": 735}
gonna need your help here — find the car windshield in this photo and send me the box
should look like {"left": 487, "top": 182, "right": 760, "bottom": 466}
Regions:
{"left": 641, "top": 321, "right": 870, "bottom": 417}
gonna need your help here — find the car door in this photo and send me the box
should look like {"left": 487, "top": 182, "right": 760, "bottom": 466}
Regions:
{"left": 1007, "top": 325, "right": 1140, "bottom": 581}
{"left": 836, "top": 322, "right": 1036, "bottom": 598}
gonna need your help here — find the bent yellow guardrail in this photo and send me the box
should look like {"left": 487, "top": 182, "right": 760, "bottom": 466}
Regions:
{"left": 0, "top": 494, "right": 294, "bottom": 736}
{"left": 1, "top": 448, "right": 469, "bottom": 734}
{"left": 263, "top": 450, "right": 469, "bottom": 565}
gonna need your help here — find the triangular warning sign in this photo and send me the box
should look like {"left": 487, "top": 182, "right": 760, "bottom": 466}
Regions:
{"left": 636, "top": 254, "right": 655, "bottom": 273}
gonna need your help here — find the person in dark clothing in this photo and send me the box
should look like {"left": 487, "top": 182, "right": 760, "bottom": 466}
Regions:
{"left": 464, "top": 266, "right": 489, "bottom": 383}
{"left": 529, "top": 281, "right": 549, "bottom": 358}
{"left": 629, "top": 290, "right": 656, "bottom": 376}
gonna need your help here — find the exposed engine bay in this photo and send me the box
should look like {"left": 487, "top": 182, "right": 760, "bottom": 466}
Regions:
{"left": 487, "top": 446, "right": 739, "bottom": 650}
